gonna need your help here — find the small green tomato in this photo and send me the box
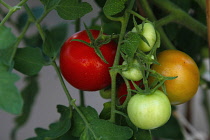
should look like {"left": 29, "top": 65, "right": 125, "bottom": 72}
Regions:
{"left": 127, "top": 90, "right": 171, "bottom": 130}
{"left": 122, "top": 59, "right": 143, "bottom": 81}
{"left": 132, "top": 23, "right": 156, "bottom": 52}
{"left": 99, "top": 88, "right": 111, "bottom": 99}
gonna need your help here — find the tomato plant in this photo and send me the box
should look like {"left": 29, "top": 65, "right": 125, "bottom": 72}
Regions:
{"left": 150, "top": 50, "right": 200, "bottom": 105}
{"left": 0, "top": 0, "right": 208, "bottom": 140}
{"left": 59, "top": 30, "right": 117, "bottom": 91}
{"left": 127, "top": 90, "right": 171, "bottom": 130}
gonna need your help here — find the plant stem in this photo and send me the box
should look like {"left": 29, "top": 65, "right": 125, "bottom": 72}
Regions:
{"left": 206, "top": 0, "right": 210, "bottom": 59}
{"left": 52, "top": 61, "right": 73, "bottom": 105}
{"left": 0, "top": 0, "right": 11, "bottom": 9}
{"left": 152, "top": 0, "right": 207, "bottom": 39}
{"left": 109, "top": 0, "right": 136, "bottom": 123}
{"left": 0, "top": 0, "right": 28, "bottom": 25}
{"left": 8, "top": 20, "right": 31, "bottom": 65}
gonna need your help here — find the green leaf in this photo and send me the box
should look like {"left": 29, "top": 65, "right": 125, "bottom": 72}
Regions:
{"left": 103, "top": 0, "right": 127, "bottom": 16}
{"left": 56, "top": 0, "right": 92, "bottom": 20}
{"left": 81, "top": 119, "right": 133, "bottom": 140}
{"left": 121, "top": 32, "right": 140, "bottom": 58}
{"left": 152, "top": 114, "right": 184, "bottom": 139}
{"left": 27, "top": 105, "right": 72, "bottom": 140}
{"left": 11, "top": 76, "right": 39, "bottom": 139}
{"left": 0, "top": 72, "right": 23, "bottom": 114}
{"left": 14, "top": 47, "right": 45, "bottom": 76}
{"left": 40, "top": 0, "right": 60, "bottom": 11}
{"left": 99, "top": 102, "right": 111, "bottom": 120}
{"left": 43, "top": 24, "right": 68, "bottom": 59}
{"left": 71, "top": 106, "right": 98, "bottom": 137}
{"left": 0, "top": 25, "right": 16, "bottom": 50}
{"left": 133, "top": 129, "right": 152, "bottom": 140}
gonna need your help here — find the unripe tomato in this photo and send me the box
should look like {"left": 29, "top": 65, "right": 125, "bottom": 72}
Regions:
{"left": 117, "top": 81, "right": 142, "bottom": 104}
{"left": 127, "top": 90, "right": 171, "bottom": 130}
{"left": 121, "top": 59, "right": 143, "bottom": 81}
{"left": 100, "top": 88, "right": 111, "bottom": 99}
{"left": 59, "top": 30, "right": 117, "bottom": 91}
{"left": 150, "top": 50, "right": 200, "bottom": 105}
{"left": 132, "top": 23, "right": 156, "bottom": 52}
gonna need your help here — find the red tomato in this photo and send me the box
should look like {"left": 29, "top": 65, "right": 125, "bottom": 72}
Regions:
{"left": 117, "top": 80, "right": 143, "bottom": 104}
{"left": 59, "top": 30, "right": 117, "bottom": 91}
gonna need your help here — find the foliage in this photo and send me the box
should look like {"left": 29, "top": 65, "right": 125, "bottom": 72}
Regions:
{"left": 0, "top": 0, "right": 209, "bottom": 140}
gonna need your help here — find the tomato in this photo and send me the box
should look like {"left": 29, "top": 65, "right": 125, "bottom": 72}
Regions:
{"left": 127, "top": 90, "right": 171, "bottom": 130}
{"left": 132, "top": 23, "right": 156, "bottom": 52}
{"left": 100, "top": 88, "right": 111, "bottom": 99}
{"left": 117, "top": 81, "right": 142, "bottom": 104}
{"left": 121, "top": 59, "right": 143, "bottom": 81}
{"left": 150, "top": 50, "right": 200, "bottom": 105}
{"left": 59, "top": 30, "right": 117, "bottom": 91}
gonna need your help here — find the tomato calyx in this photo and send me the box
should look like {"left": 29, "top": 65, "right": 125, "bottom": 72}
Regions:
{"left": 70, "top": 26, "right": 116, "bottom": 64}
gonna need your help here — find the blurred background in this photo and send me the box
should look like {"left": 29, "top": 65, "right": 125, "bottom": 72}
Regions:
{"left": 0, "top": 0, "right": 210, "bottom": 140}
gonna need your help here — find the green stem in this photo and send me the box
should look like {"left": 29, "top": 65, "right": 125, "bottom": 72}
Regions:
{"left": 0, "top": 0, "right": 11, "bottom": 9}
{"left": 155, "top": 14, "right": 176, "bottom": 27}
{"left": 0, "top": 0, "right": 28, "bottom": 25}
{"left": 8, "top": 20, "right": 31, "bottom": 64}
{"left": 79, "top": 90, "right": 85, "bottom": 107}
{"left": 152, "top": 0, "right": 207, "bottom": 39}
{"left": 52, "top": 61, "right": 98, "bottom": 139}
{"left": 52, "top": 61, "right": 73, "bottom": 104}
{"left": 138, "top": 0, "right": 176, "bottom": 50}
{"left": 109, "top": 0, "right": 136, "bottom": 123}
{"left": 23, "top": 4, "right": 45, "bottom": 40}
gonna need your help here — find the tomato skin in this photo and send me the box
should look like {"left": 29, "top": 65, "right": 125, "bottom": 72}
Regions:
{"left": 59, "top": 30, "right": 117, "bottom": 91}
{"left": 117, "top": 81, "right": 142, "bottom": 104}
{"left": 127, "top": 90, "right": 171, "bottom": 130}
{"left": 150, "top": 50, "right": 200, "bottom": 105}
{"left": 121, "top": 59, "right": 143, "bottom": 81}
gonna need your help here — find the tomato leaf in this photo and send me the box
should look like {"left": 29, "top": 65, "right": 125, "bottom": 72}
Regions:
{"left": 14, "top": 47, "right": 45, "bottom": 76}
{"left": 152, "top": 113, "right": 184, "bottom": 139}
{"left": 0, "top": 72, "right": 23, "bottom": 115}
{"left": 0, "top": 25, "right": 16, "bottom": 50}
{"left": 103, "top": 0, "right": 127, "bottom": 16}
{"left": 133, "top": 129, "right": 152, "bottom": 140}
{"left": 43, "top": 24, "right": 68, "bottom": 59}
{"left": 55, "top": 0, "right": 92, "bottom": 20}
{"left": 71, "top": 106, "right": 99, "bottom": 137}
{"left": 81, "top": 119, "right": 133, "bottom": 140}
{"left": 40, "top": 0, "right": 59, "bottom": 11}
{"left": 11, "top": 76, "right": 39, "bottom": 139}
{"left": 27, "top": 105, "right": 72, "bottom": 140}
{"left": 121, "top": 32, "right": 140, "bottom": 58}
{"left": 99, "top": 102, "right": 111, "bottom": 120}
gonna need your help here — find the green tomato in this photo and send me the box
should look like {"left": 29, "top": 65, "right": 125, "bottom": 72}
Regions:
{"left": 99, "top": 88, "right": 111, "bottom": 99}
{"left": 132, "top": 23, "right": 156, "bottom": 52}
{"left": 122, "top": 59, "right": 143, "bottom": 81}
{"left": 127, "top": 90, "right": 171, "bottom": 130}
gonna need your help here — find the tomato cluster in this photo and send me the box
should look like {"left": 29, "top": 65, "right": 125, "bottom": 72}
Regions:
{"left": 59, "top": 23, "right": 200, "bottom": 130}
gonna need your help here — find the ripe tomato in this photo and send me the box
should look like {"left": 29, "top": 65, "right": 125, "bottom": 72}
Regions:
{"left": 127, "top": 90, "right": 171, "bottom": 130}
{"left": 150, "top": 50, "right": 200, "bottom": 105}
{"left": 59, "top": 30, "right": 117, "bottom": 91}
{"left": 117, "top": 81, "right": 142, "bottom": 104}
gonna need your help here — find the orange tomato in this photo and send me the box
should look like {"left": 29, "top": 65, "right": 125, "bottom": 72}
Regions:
{"left": 150, "top": 50, "right": 200, "bottom": 105}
